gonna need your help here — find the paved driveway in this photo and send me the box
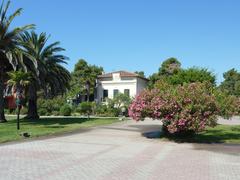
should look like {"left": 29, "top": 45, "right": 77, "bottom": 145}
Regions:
{"left": 0, "top": 119, "right": 239, "bottom": 180}
{"left": 218, "top": 116, "right": 240, "bottom": 125}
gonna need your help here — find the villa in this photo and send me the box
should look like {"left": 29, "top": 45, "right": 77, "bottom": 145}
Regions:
{"left": 95, "top": 71, "right": 149, "bottom": 103}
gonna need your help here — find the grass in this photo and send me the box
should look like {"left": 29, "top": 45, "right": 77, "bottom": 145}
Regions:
{"left": 0, "top": 116, "right": 118, "bottom": 143}
{"left": 160, "top": 124, "right": 240, "bottom": 144}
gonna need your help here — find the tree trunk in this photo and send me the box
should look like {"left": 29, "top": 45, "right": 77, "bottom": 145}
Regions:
{"left": 0, "top": 65, "right": 6, "bottom": 123}
{"left": 26, "top": 84, "right": 39, "bottom": 120}
{"left": 43, "top": 85, "right": 48, "bottom": 99}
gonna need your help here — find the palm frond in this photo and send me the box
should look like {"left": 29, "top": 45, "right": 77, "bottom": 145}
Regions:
{"left": 0, "top": 0, "right": 10, "bottom": 22}
{"left": 5, "top": 8, "right": 23, "bottom": 30}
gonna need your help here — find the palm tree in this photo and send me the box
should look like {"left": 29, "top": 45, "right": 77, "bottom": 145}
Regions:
{"left": 0, "top": 1, "right": 34, "bottom": 122}
{"left": 44, "top": 63, "right": 71, "bottom": 98}
{"left": 19, "top": 31, "right": 70, "bottom": 119}
{"left": 7, "top": 71, "right": 30, "bottom": 129}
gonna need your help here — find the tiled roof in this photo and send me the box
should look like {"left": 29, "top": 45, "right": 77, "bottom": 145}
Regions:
{"left": 98, "top": 71, "right": 149, "bottom": 81}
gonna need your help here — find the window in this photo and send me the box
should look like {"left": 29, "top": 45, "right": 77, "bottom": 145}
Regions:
{"left": 103, "top": 90, "right": 108, "bottom": 101}
{"left": 113, "top": 89, "right": 119, "bottom": 98}
{"left": 124, "top": 89, "right": 130, "bottom": 97}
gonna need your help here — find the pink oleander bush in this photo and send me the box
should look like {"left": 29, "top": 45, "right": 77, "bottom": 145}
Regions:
{"left": 129, "top": 81, "right": 219, "bottom": 134}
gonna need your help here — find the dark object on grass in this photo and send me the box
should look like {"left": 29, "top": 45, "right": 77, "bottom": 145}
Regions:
{"left": 20, "top": 132, "right": 30, "bottom": 138}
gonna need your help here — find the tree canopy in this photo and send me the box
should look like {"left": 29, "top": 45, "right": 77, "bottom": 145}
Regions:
{"left": 0, "top": 0, "right": 34, "bottom": 122}
{"left": 148, "top": 57, "right": 181, "bottom": 88}
{"left": 169, "top": 67, "right": 216, "bottom": 86}
{"left": 69, "top": 59, "right": 103, "bottom": 98}
{"left": 19, "top": 31, "right": 70, "bottom": 119}
{"left": 159, "top": 57, "right": 181, "bottom": 76}
{"left": 219, "top": 68, "right": 240, "bottom": 96}
{"left": 135, "top": 71, "right": 145, "bottom": 78}
{"left": 149, "top": 58, "right": 215, "bottom": 88}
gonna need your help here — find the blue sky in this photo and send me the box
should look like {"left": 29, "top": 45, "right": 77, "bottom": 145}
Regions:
{"left": 9, "top": 0, "right": 240, "bottom": 83}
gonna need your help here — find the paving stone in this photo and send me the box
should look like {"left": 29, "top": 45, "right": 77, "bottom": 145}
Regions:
{"left": 0, "top": 119, "right": 239, "bottom": 180}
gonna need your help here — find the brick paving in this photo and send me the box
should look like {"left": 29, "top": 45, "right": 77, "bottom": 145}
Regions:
{"left": 0, "top": 119, "right": 239, "bottom": 180}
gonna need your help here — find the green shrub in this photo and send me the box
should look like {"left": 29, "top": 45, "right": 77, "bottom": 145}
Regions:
{"left": 38, "top": 108, "right": 48, "bottom": 116}
{"left": 52, "top": 111, "right": 60, "bottom": 116}
{"left": 95, "top": 104, "right": 120, "bottom": 117}
{"left": 79, "top": 102, "right": 93, "bottom": 118}
{"left": 37, "top": 97, "right": 66, "bottom": 116}
{"left": 74, "top": 105, "right": 82, "bottom": 114}
{"left": 105, "top": 93, "right": 131, "bottom": 117}
{"left": 95, "top": 104, "right": 108, "bottom": 115}
{"left": 60, "top": 104, "right": 72, "bottom": 116}
{"left": 215, "top": 90, "right": 240, "bottom": 118}
{"left": 110, "top": 108, "right": 121, "bottom": 117}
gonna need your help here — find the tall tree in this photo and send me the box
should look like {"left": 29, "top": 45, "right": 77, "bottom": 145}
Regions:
{"left": 219, "top": 68, "right": 240, "bottom": 96}
{"left": 169, "top": 67, "right": 216, "bottom": 86}
{"left": 69, "top": 59, "right": 103, "bottom": 99}
{"left": 148, "top": 57, "right": 182, "bottom": 88}
{"left": 134, "top": 71, "right": 145, "bottom": 78}
{"left": 0, "top": 1, "right": 34, "bottom": 122}
{"left": 20, "top": 31, "right": 70, "bottom": 119}
{"left": 159, "top": 57, "right": 181, "bottom": 76}
{"left": 149, "top": 58, "right": 216, "bottom": 88}
{"left": 148, "top": 73, "right": 159, "bottom": 88}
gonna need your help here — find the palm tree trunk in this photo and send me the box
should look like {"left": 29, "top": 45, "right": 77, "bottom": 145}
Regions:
{"left": 26, "top": 84, "right": 39, "bottom": 120}
{"left": 0, "top": 65, "right": 6, "bottom": 123}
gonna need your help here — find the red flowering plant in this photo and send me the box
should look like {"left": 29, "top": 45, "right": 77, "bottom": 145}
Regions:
{"left": 128, "top": 89, "right": 156, "bottom": 121}
{"left": 129, "top": 81, "right": 219, "bottom": 135}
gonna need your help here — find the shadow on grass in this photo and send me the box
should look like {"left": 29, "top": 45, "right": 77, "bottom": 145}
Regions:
{"left": 159, "top": 125, "right": 240, "bottom": 144}
{"left": 46, "top": 125, "right": 65, "bottom": 129}
{"left": 2, "top": 117, "right": 95, "bottom": 130}
{"left": 21, "top": 117, "right": 94, "bottom": 126}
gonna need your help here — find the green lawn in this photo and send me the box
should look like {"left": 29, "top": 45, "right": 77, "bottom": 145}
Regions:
{"left": 161, "top": 125, "right": 240, "bottom": 144}
{"left": 0, "top": 116, "right": 118, "bottom": 143}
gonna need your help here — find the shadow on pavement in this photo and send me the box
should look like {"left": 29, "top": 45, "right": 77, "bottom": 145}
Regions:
{"left": 101, "top": 124, "right": 162, "bottom": 134}
{"left": 142, "top": 131, "right": 162, "bottom": 138}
